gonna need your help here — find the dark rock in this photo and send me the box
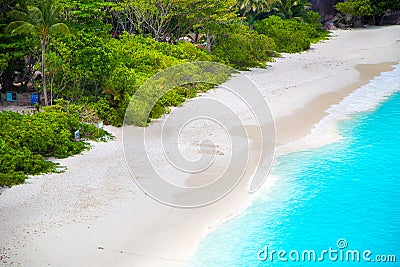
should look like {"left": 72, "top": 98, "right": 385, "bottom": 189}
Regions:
{"left": 331, "top": 14, "right": 342, "bottom": 22}
{"left": 310, "top": 0, "right": 400, "bottom": 26}
{"left": 366, "top": 17, "right": 375, "bottom": 25}
{"left": 310, "top": 0, "right": 344, "bottom": 22}
{"left": 325, "top": 21, "right": 337, "bottom": 30}
{"left": 353, "top": 20, "right": 364, "bottom": 28}
{"left": 382, "top": 10, "right": 400, "bottom": 25}
{"left": 323, "top": 14, "right": 335, "bottom": 22}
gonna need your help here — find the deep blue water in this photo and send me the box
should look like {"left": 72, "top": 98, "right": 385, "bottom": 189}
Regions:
{"left": 190, "top": 65, "right": 400, "bottom": 266}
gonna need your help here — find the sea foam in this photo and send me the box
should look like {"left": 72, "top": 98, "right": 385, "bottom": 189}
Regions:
{"left": 280, "top": 62, "right": 400, "bottom": 152}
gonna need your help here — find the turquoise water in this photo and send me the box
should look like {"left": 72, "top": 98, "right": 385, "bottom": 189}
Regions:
{"left": 190, "top": 64, "right": 400, "bottom": 266}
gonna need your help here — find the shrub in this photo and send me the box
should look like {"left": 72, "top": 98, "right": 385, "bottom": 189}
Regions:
{"left": 92, "top": 34, "right": 222, "bottom": 126}
{"left": 49, "top": 30, "right": 276, "bottom": 127}
{"left": 213, "top": 25, "right": 276, "bottom": 70}
{"left": 0, "top": 108, "right": 111, "bottom": 187}
{"left": 336, "top": 0, "right": 374, "bottom": 18}
{"left": 0, "top": 139, "right": 56, "bottom": 187}
{"left": 254, "top": 16, "right": 328, "bottom": 53}
{"left": 303, "top": 10, "right": 324, "bottom": 26}
{"left": 89, "top": 97, "right": 122, "bottom": 126}
{"left": 0, "top": 172, "right": 27, "bottom": 187}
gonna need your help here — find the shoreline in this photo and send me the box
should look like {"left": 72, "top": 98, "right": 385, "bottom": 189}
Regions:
{"left": 1, "top": 26, "right": 400, "bottom": 267}
{"left": 275, "top": 61, "right": 399, "bottom": 155}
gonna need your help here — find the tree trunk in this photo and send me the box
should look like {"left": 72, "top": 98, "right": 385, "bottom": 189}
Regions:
{"left": 50, "top": 74, "right": 54, "bottom": 106}
{"left": 206, "top": 34, "right": 212, "bottom": 53}
{"left": 41, "top": 37, "right": 48, "bottom": 106}
{"left": 1, "top": 67, "right": 15, "bottom": 91}
{"left": 379, "top": 14, "right": 385, "bottom": 26}
{"left": 241, "top": 10, "right": 248, "bottom": 24}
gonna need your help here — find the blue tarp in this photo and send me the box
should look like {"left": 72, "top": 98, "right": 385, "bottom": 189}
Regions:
{"left": 30, "top": 93, "right": 39, "bottom": 105}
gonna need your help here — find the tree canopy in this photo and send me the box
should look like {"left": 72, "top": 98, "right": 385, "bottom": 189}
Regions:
{"left": 6, "top": 0, "right": 70, "bottom": 105}
{"left": 8, "top": 0, "right": 400, "bottom": 185}
{"left": 1, "top": 0, "right": 328, "bottom": 126}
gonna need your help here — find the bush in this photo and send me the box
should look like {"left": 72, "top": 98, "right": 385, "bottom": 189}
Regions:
{"left": 0, "top": 139, "right": 56, "bottom": 187}
{"left": 0, "top": 108, "right": 111, "bottom": 187}
{"left": 303, "top": 10, "right": 324, "bottom": 26}
{"left": 50, "top": 30, "right": 276, "bottom": 127}
{"left": 0, "top": 172, "right": 27, "bottom": 187}
{"left": 213, "top": 25, "right": 276, "bottom": 70}
{"left": 254, "top": 16, "right": 328, "bottom": 53}
{"left": 88, "top": 97, "right": 123, "bottom": 126}
{"left": 90, "top": 34, "right": 221, "bottom": 126}
{"left": 336, "top": 0, "right": 373, "bottom": 18}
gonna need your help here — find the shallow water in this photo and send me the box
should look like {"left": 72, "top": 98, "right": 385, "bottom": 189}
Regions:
{"left": 190, "top": 63, "right": 400, "bottom": 266}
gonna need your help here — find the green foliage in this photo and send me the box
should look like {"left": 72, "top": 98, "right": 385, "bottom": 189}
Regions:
{"left": 88, "top": 97, "right": 123, "bottom": 126}
{"left": 213, "top": 24, "right": 276, "bottom": 69}
{"left": 149, "top": 82, "right": 214, "bottom": 120}
{"left": 336, "top": 0, "right": 400, "bottom": 24}
{"left": 0, "top": 0, "right": 334, "bottom": 189}
{"left": 6, "top": 0, "right": 70, "bottom": 38}
{"left": 2, "top": 0, "right": 328, "bottom": 132}
{"left": 238, "top": 0, "right": 275, "bottom": 14}
{"left": 59, "top": 0, "right": 114, "bottom": 33}
{"left": 0, "top": 138, "right": 56, "bottom": 187}
{"left": 254, "top": 15, "right": 328, "bottom": 53}
{"left": 100, "top": 35, "right": 184, "bottom": 124}
{"left": 0, "top": 31, "right": 34, "bottom": 90}
{"left": 0, "top": 0, "right": 35, "bottom": 90}
{"left": 60, "top": 31, "right": 113, "bottom": 99}
{"left": 0, "top": 108, "right": 111, "bottom": 187}
{"left": 370, "top": 0, "right": 400, "bottom": 17}
{"left": 6, "top": 0, "right": 71, "bottom": 106}
{"left": 302, "top": 10, "right": 323, "bottom": 26}
{"left": 336, "top": 0, "right": 373, "bottom": 17}
{"left": 52, "top": 33, "right": 220, "bottom": 126}
{"left": 0, "top": 172, "right": 27, "bottom": 188}
{"left": 237, "top": 0, "right": 276, "bottom": 24}
{"left": 124, "top": 62, "right": 233, "bottom": 126}
{"left": 114, "top": 0, "right": 238, "bottom": 42}
{"left": 113, "top": 0, "right": 183, "bottom": 41}
{"left": 270, "top": 0, "right": 312, "bottom": 19}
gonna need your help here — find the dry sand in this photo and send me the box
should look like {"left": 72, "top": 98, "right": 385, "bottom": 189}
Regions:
{"left": 1, "top": 26, "right": 400, "bottom": 267}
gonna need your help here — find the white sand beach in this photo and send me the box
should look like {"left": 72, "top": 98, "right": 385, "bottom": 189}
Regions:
{"left": 1, "top": 26, "right": 400, "bottom": 267}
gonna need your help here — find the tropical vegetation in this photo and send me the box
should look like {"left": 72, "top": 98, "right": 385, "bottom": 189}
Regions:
{"left": 335, "top": 0, "right": 400, "bottom": 26}
{"left": 6, "top": 0, "right": 70, "bottom": 106}
{"left": 0, "top": 103, "right": 111, "bottom": 187}
{"left": 0, "top": 0, "right": 330, "bottom": 186}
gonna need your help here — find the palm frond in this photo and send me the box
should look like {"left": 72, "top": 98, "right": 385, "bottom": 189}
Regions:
{"left": 49, "top": 23, "right": 70, "bottom": 35}
{"left": 7, "top": 10, "right": 32, "bottom": 23}
{"left": 50, "top": 2, "right": 63, "bottom": 22}
{"left": 5, "top": 21, "right": 38, "bottom": 35}
{"left": 45, "top": 0, "right": 61, "bottom": 26}
{"left": 239, "top": 0, "right": 276, "bottom": 14}
{"left": 28, "top": 6, "right": 44, "bottom": 25}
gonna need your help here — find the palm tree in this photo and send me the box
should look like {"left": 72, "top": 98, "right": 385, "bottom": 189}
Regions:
{"left": 238, "top": 0, "right": 276, "bottom": 21}
{"left": 6, "top": 0, "right": 70, "bottom": 106}
{"left": 272, "top": 0, "right": 312, "bottom": 19}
